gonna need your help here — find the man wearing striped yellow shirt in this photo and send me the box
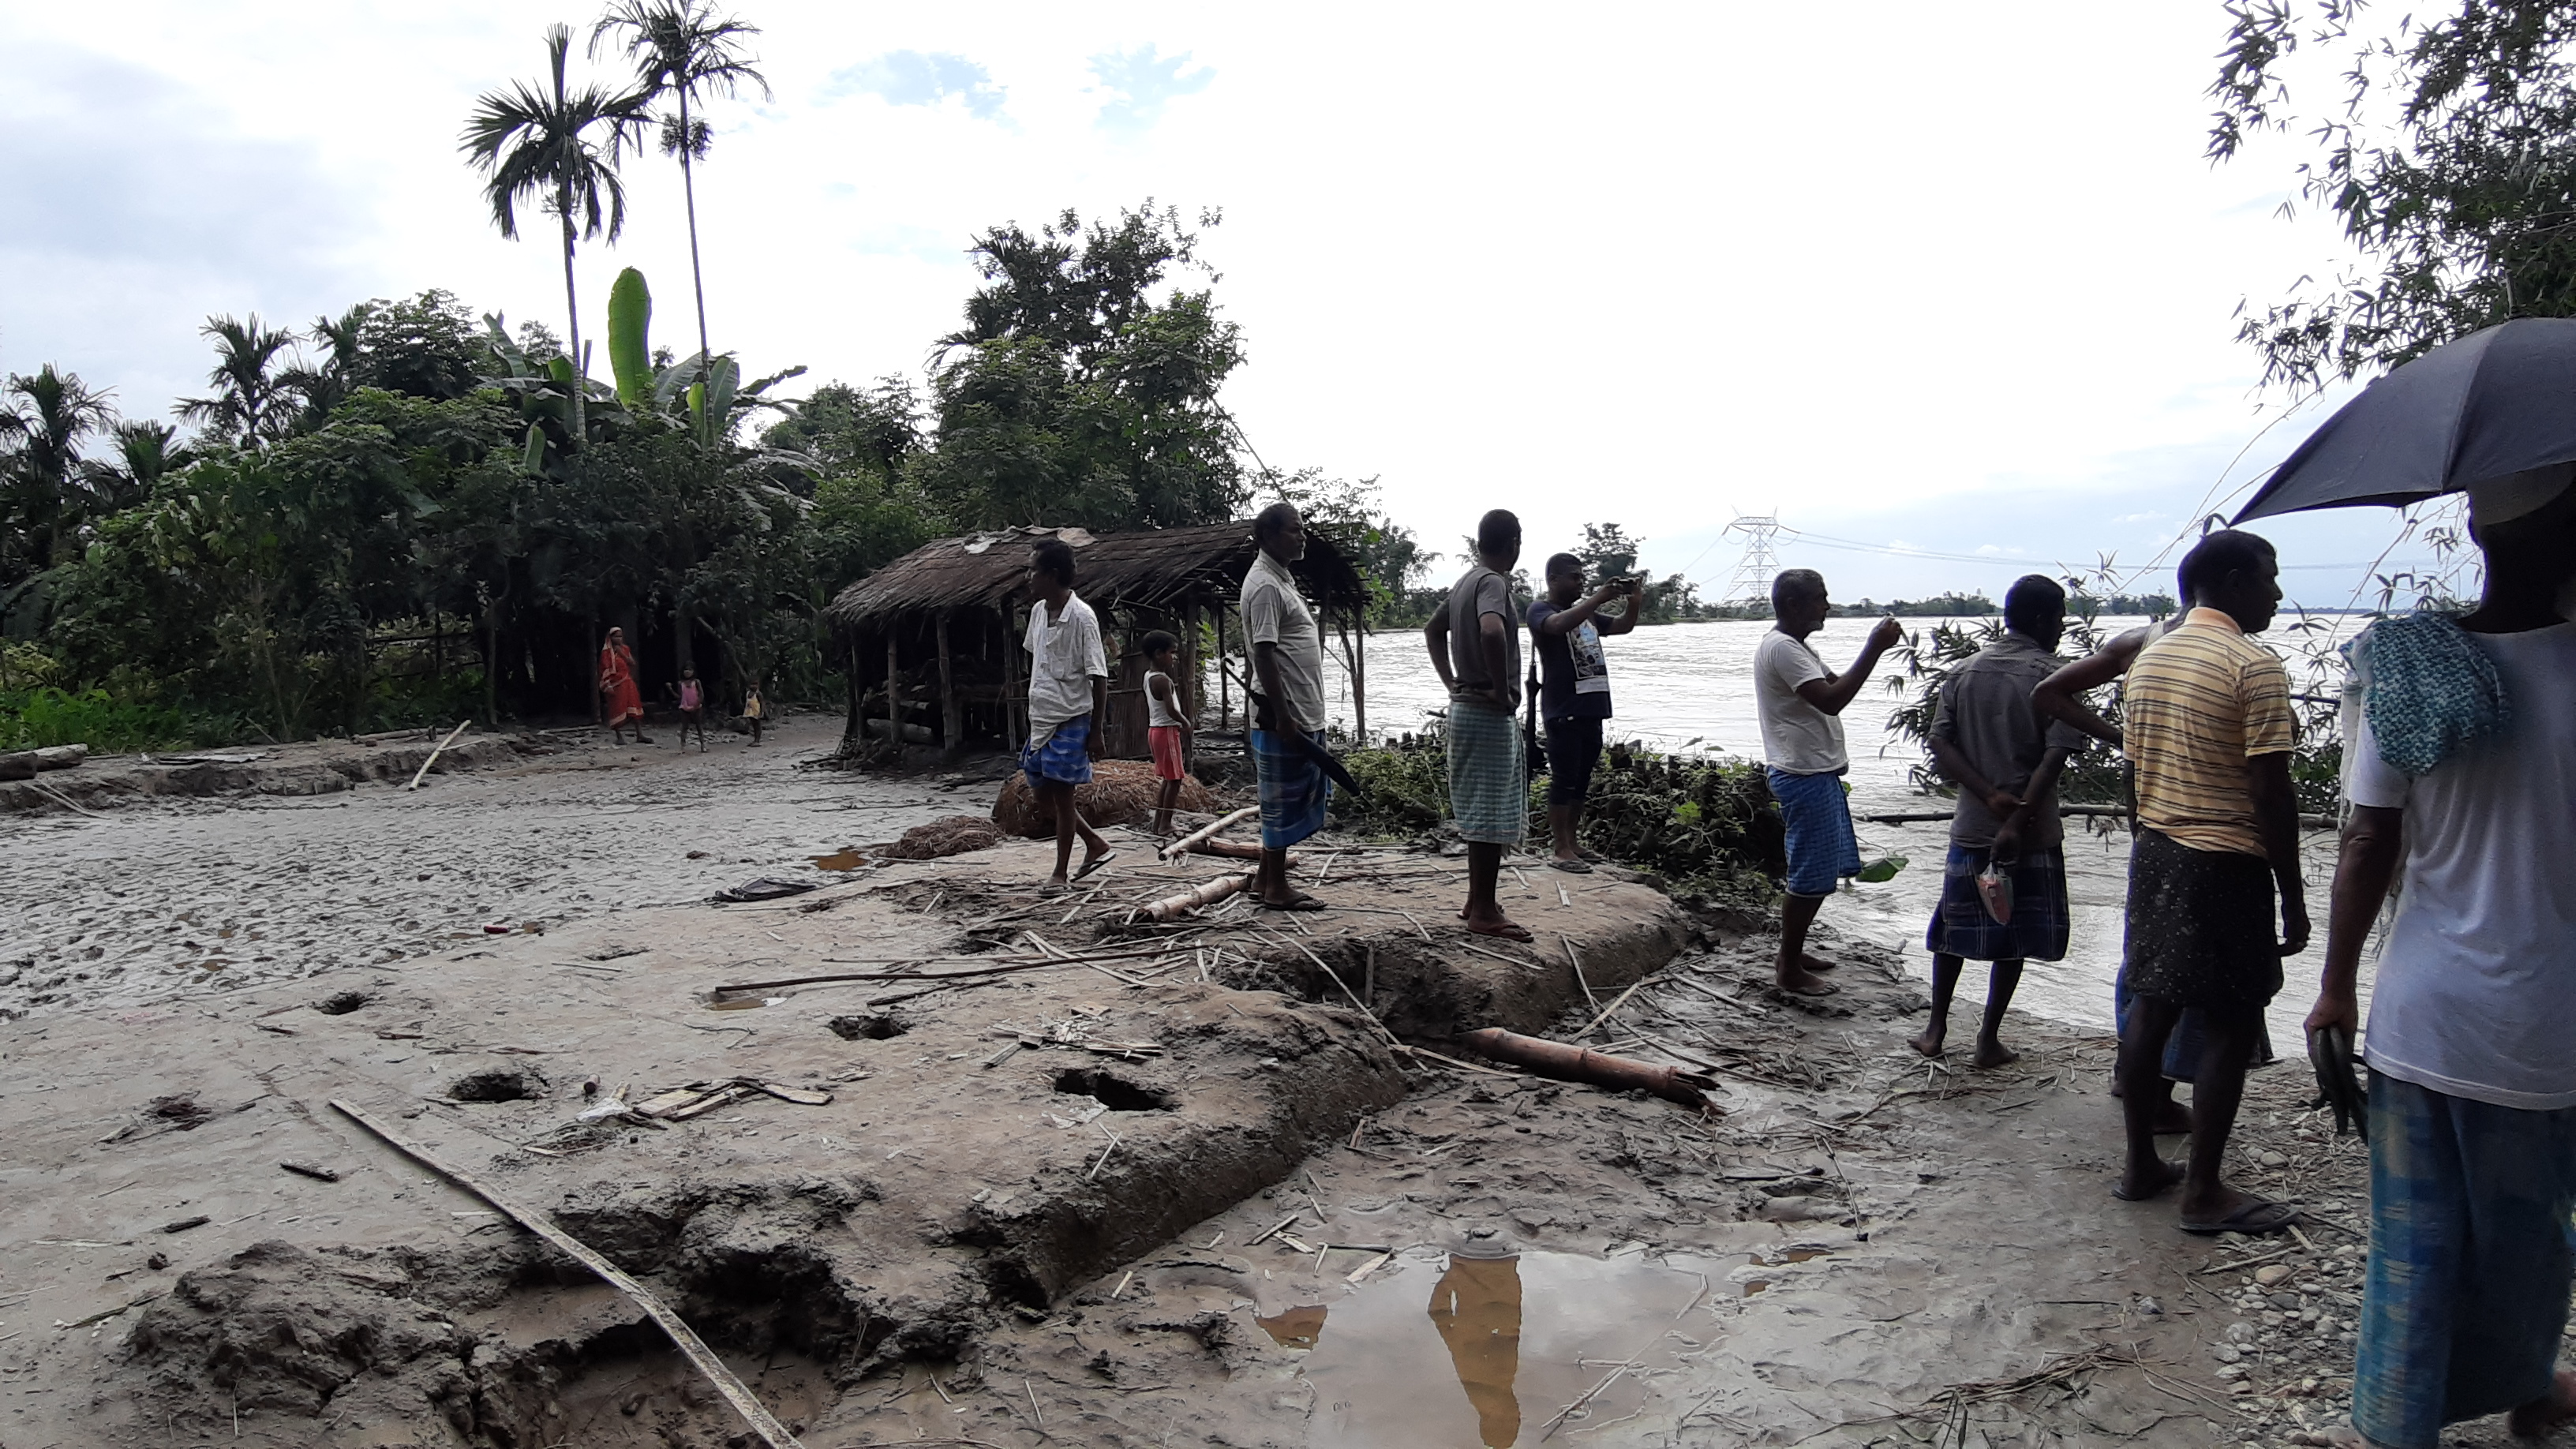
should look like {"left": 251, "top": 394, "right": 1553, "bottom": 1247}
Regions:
{"left": 2112, "top": 529, "right": 2309, "bottom": 1234}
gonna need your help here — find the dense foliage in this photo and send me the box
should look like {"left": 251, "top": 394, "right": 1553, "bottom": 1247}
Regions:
{"left": 2212, "top": 0, "right": 2576, "bottom": 391}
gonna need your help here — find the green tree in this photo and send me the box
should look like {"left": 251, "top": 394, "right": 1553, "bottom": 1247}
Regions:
{"left": 175, "top": 314, "right": 298, "bottom": 447}
{"left": 2212, "top": 1, "right": 2576, "bottom": 391}
{"left": 1, "top": 365, "right": 118, "bottom": 612}
{"left": 461, "top": 23, "right": 647, "bottom": 377}
{"left": 591, "top": 0, "right": 770, "bottom": 362}
{"left": 918, "top": 204, "right": 1249, "bottom": 530}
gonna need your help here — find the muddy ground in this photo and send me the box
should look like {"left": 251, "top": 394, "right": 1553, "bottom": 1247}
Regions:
{"left": 0, "top": 726, "right": 2528, "bottom": 1448}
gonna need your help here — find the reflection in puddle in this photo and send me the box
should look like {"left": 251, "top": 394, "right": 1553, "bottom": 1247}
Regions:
{"left": 1427, "top": 1255, "right": 1523, "bottom": 1447}
{"left": 1298, "top": 1249, "right": 1709, "bottom": 1447}
{"left": 1259, "top": 1304, "right": 1330, "bottom": 1348}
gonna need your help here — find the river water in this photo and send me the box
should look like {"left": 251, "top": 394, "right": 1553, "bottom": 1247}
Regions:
{"left": 1312, "top": 616, "right": 2353, "bottom": 1041}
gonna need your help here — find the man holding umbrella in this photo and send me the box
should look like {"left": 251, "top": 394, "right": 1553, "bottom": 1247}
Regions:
{"left": 2230, "top": 317, "right": 2576, "bottom": 1449}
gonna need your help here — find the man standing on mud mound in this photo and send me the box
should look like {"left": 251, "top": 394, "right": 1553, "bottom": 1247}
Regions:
{"left": 1528, "top": 553, "right": 1642, "bottom": 874}
{"left": 1241, "top": 501, "right": 1332, "bottom": 911}
{"left": 1020, "top": 538, "right": 1114, "bottom": 894}
{"left": 2111, "top": 528, "right": 2305, "bottom": 1234}
{"left": 1754, "top": 568, "right": 1902, "bottom": 997}
{"left": 2305, "top": 471, "right": 2576, "bottom": 1449}
{"left": 1912, "top": 574, "right": 2086, "bottom": 1068}
{"left": 1425, "top": 509, "right": 1531, "bottom": 942}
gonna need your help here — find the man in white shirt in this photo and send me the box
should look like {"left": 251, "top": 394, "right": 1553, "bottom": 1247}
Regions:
{"left": 2308, "top": 470, "right": 2576, "bottom": 1449}
{"left": 1754, "top": 568, "right": 1900, "bottom": 997}
{"left": 1020, "top": 537, "right": 1114, "bottom": 893}
{"left": 1241, "top": 502, "right": 1334, "bottom": 910}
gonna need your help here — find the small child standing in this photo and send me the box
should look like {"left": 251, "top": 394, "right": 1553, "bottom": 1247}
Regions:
{"left": 741, "top": 681, "right": 766, "bottom": 746}
{"left": 1141, "top": 631, "right": 1193, "bottom": 837}
{"left": 673, "top": 666, "right": 709, "bottom": 752}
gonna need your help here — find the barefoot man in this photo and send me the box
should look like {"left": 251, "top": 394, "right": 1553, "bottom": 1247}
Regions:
{"left": 1241, "top": 502, "right": 1332, "bottom": 910}
{"left": 1911, "top": 575, "right": 2086, "bottom": 1067}
{"left": 1754, "top": 568, "right": 1901, "bottom": 996}
{"left": 2307, "top": 470, "right": 2576, "bottom": 1449}
{"left": 1425, "top": 510, "right": 1531, "bottom": 942}
{"left": 1020, "top": 537, "right": 1114, "bottom": 894}
{"left": 2112, "top": 529, "right": 2306, "bottom": 1230}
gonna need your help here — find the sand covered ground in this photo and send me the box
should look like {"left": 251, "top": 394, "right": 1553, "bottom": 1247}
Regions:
{"left": 0, "top": 721, "right": 2499, "bottom": 1449}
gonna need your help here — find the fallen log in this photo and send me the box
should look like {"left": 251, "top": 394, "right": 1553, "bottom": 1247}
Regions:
{"left": 1452, "top": 1027, "right": 1722, "bottom": 1110}
{"left": 1160, "top": 805, "right": 1257, "bottom": 860}
{"left": 331, "top": 1099, "right": 806, "bottom": 1449}
{"left": 36, "top": 744, "right": 86, "bottom": 770}
{"left": 1140, "top": 871, "right": 1253, "bottom": 921}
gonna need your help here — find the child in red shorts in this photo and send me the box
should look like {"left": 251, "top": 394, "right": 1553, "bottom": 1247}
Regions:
{"left": 1141, "top": 631, "right": 1192, "bottom": 837}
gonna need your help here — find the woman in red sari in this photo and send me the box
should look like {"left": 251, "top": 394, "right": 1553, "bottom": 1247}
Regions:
{"left": 599, "top": 627, "right": 651, "bottom": 743}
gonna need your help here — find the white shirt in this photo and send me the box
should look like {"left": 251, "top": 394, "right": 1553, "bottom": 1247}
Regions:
{"left": 1022, "top": 591, "right": 1107, "bottom": 731}
{"left": 1754, "top": 628, "right": 1848, "bottom": 773}
{"left": 1240, "top": 550, "right": 1328, "bottom": 732}
{"left": 2349, "top": 621, "right": 2576, "bottom": 1110}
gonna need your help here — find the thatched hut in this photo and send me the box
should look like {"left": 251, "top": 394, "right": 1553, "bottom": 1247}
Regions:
{"left": 823, "top": 522, "right": 1372, "bottom": 760}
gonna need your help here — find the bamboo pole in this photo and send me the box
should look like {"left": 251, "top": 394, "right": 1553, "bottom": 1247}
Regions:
{"left": 1141, "top": 872, "right": 1253, "bottom": 921}
{"left": 885, "top": 631, "right": 903, "bottom": 764}
{"left": 935, "top": 610, "right": 960, "bottom": 761}
{"left": 330, "top": 1100, "right": 805, "bottom": 1449}
{"left": 1161, "top": 804, "right": 1258, "bottom": 860}
{"left": 1002, "top": 605, "right": 1024, "bottom": 751}
{"left": 404, "top": 720, "right": 473, "bottom": 792}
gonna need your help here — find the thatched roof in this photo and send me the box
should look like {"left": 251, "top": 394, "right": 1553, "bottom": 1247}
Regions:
{"left": 826, "top": 522, "right": 1370, "bottom": 632}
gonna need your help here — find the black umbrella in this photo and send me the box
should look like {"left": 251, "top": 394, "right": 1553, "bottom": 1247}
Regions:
{"left": 2235, "top": 317, "right": 2576, "bottom": 522}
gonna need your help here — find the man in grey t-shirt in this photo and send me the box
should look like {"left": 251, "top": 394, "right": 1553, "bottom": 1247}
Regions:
{"left": 1424, "top": 509, "right": 1530, "bottom": 941}
{"left": 1241, "top": 501, "right": 1333, "bottom": 910}
{"left": 1912, "top": 575, "right": 2087, "bottom": 1067}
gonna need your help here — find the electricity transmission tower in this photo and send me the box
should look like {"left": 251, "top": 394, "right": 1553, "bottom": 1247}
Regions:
{"left": 1721, "top": 514, "right": 1783, "bottom": 606}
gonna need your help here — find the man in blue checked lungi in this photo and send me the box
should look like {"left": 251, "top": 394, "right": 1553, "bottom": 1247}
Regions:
{"left": 1424, "top": 509, "right": 1533, "bottom": 941}
{"left": 1911, "top": 575, "right": 2086, "bottom": 1069}
{"left": 1754, "top": 568, "right": 1903, "bottom": 996}
{"left": 1241, "top": 502, "right": 1334, "bottom": 911}
{"left": 2305, "top": 471, "right": 2576, "bottom": 1449}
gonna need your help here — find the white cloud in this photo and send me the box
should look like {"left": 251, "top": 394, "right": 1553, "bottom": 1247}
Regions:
{"left": 823, "top": 51, "right": 1008, "bottom": 122}
{"left": 1087, "top": 43, "right": 1213, "bottom": 134}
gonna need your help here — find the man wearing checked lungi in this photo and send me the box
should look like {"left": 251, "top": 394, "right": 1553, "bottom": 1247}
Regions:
{"left": 2305, "top": 470, "right": 2576, "bottom": 1449}
{"left": 1910, "top": 575, "right": 2087, "bottom": 1069}
{"left": 1425, "top": 509, "right": 1534, "bottom": 941}
{"left": 2113, "top": 528, "right": 2307, "bottom": 1231}
{"left": 1241, "top": 502, "right": 1334, "bottom": 911}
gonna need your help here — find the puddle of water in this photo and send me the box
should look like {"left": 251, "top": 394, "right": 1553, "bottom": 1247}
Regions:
{"left": 810, "top": 848, "right": 867, "bottom": 871}
{"left": 1295, "top": 1250, "right": 1710, "bottom": 1447}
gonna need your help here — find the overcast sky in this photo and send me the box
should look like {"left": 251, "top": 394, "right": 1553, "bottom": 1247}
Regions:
{"left": 2, "top": 2, "right": 2451, "bottom": 608}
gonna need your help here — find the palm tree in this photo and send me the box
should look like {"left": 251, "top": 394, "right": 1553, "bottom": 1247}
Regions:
{"left": 1, "top": 365, "right": 118, "bottom": 578}
{"left": 592, "top": 0, "right": 769, "bottom": 361}
{"left": 174, "top": 314, "right": 298, "bottom": 447}
{"left": 282, "top": 303, "right": 373, "bottom": 427}
{"left": 461, "top": 24, "right": 646, "bottom": 378}
{"left": 89, "top": 421, "right": 189, "bottom": 512}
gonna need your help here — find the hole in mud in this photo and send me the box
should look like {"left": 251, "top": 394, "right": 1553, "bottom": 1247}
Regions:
{"left": 828, "top": 1011, "right": 908, "bottom": 1041}
{"left": 145, "top": 1094, "right": 212, "bottom": 1129}
{"left": 1293, "top": 1250, "right": 1713, "bottom": 1447}
{"left": 1050, "top": 1067, "right": 1174, "bottom": 1112}
{"left": 447, "top": 1067, "right": 547, "bottom": 1103}
{"left": 313, "top": 990, "right": 371, "bottom": 1015}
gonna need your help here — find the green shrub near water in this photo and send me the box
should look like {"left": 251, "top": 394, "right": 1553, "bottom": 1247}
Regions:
{"left": 1338, "top": 725, "right": 1784, "bottom": 911}
{"left": 0, "top": 687, "right": 244, "bottom": 753}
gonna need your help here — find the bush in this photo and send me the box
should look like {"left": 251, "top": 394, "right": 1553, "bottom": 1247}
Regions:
{"left": 1337, "top": 724, "right": 1782, "bottom": 910}
{"left": 0, "top": 687, "right": 245, "bottom": 753}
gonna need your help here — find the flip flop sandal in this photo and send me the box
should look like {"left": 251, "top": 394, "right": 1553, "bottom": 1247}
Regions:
{"left": 1035, "top": 879, "right": 1072, "bottom": 897}
{"left": 1072, "top": 851, "right": 1118, "bottom": 882}
{"left": 2181, "top": 1197, "right": 2301, "bottom": 1236}
{"left": 1257, "top": 894, "right": 1327, "bottom": 912}
{"left": 1551, "top": 858, "right": 1595, "bottom": 874}
{"left": 1466, "top": 921, "right": 1535, "bottom": 942}
{"left": 2110, "top": 1159, "right": 2186, "bottom": 1202}
{"left": 1777, "top": 979, "right": 1840, "bottom": 998}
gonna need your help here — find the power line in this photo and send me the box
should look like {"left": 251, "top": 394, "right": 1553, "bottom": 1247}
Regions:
{"left": 1720, "top": 515, "right": 1781, "bottom": 605}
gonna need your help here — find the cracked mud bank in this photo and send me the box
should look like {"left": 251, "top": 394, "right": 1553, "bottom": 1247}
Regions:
{"left": 0, "top": 725, "right": 2469, "bottom": 1448}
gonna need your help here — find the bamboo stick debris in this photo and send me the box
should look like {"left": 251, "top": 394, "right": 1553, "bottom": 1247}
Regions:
{"left": 1453, "top": 1028, "right": 1720, "bottom": 1110}
{"left": 1140, "top": 871, "right": 1254, "bottom": 921}
{"left": 1159, "top": 806, "right": 1258, "bottom": 859}
{"left": 330, "top": 1100, "right": 805, "bottom": 1449}
{"left": 404, "top": 720, "right": 474, "bottom": 792}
